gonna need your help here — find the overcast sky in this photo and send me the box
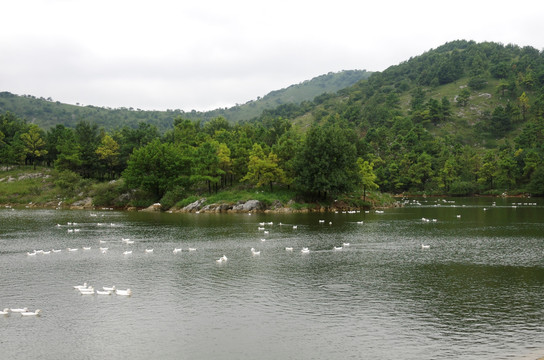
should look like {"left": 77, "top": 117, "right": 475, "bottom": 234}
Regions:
{"left": 1, "top": 0, "right": 543, "bottom": 111}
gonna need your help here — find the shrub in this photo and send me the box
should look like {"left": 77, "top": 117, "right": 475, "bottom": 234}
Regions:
{"left": 92, "top": 180, "right": 125, "bottom": 207}
{"left": 448, "top": 181, "right": 477, "bottom": 196}
{"left": 160, "top": 186, "right": 188, "bottom": 210}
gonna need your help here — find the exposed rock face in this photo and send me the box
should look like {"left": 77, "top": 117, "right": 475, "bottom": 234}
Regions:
{"left": 200, "top": 203, "right": 233, "bottom": 213}
{"left": 182, "top": 198, "right": 207, "bottom": 212}
{"left": 140, "top": 203, "right": 162, "bottom": 212}
{"left": 70, "top": 197, "right": 93, "bottom": 210}
{"left": 231, "top": 200, "right": 264, "bottom": 212}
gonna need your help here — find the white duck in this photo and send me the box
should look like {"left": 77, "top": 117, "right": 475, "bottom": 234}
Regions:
{"left": 103, "top": 286, "right": 116, "bottom": 291}
{"left": 79, "top": 287, "right": 95, "bottom": 295}
{"left": 145, "top": 249, "right": 154, "bottom": 253}
{"left": 0, "top": 308, "right": 10, "bottom": 315}
{"left": 10, "top": 307, "right": 28, "bottom": 313}
{"left": 251, "top": 248, "right": 261, "bottom": 256}
{"left": 115, "top": 289, "right": 132, "bottom": 296}
{"left": 173, "top": 248, "right": 182, "bottom": 254}
{"left": 21, "top": 309, "right": 41, "bottom": 316}
{"left": 285, "top": 247, "right": 293, "bottom": 251}
{"left": 301, "top": 247, "right": 310, "bottom": 254}
{"left": 73, "top": 282, "right": 89, "bottom": 290}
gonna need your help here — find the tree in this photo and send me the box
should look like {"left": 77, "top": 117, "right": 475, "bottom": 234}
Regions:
{"left": 441, "top": 97, "right": 452, "bottom": 121}
{"left": 478, "top": 151, "right": 498, "bottom": 190}
{"left": 457, "top": 88, "right": 471, "bottom": 107}
{"left": 123, "top": 139, "right": 192, "bottom": 200}
{"left": 192, "top": 140, "right": 222, "bottom": 194}
{"left": 75, "top": 121, "right": 100, "bottom": 178}
{"left": 295, "top": 124, "right": 358, "bottom": 198}
{"left": 217, "top": 143, "right": 232, "bottom": 188}
{"left": 272, "top": 129, "right": 302, "bottom": 188}
{"left": 242, "top": 143, "right": 286, "bottom": 191}
{"left": 518, "top": 92, "right": 530, "bottom": 122}
{"left": 96, "top": 134, "right": 120, "bottom": 178}
{"left": 20, "top": 124, "right": 48, "bottom": 169}
{"left": 357, "top": 158, "right": 378, "bottom": 201}
{"left": 55, "top": 130, "right": 82, "bottom": 173}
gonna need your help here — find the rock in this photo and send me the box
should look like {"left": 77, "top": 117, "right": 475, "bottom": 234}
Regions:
{"left": 70, "top": 197, "right": 93, "bottom": 210}
{"left": 217, "top": 204, "right": 232, "bottom": 212}
{"left": 140, "top": 203, "right": 162, "bottom": 212}
{"left": 115, "top": 192, "right": 132, "bottom": 204}
{"left": 231, "top": 200, "right": 265, "bottom": 212}
{"left": 182, "top": 198, "right": 206, "bottom": 212}
{"left": 272, "top": 200, "right": 283, "bottom": 209}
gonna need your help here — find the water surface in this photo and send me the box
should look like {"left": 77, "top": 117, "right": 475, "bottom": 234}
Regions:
{"left": 1, "top": 198, "right": 544, "bottom": 359}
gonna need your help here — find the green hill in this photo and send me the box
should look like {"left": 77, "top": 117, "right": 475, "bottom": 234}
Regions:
{"left": 247, "top": 40, "right": 544, "bottom": 194}
{"left": 0, "top": 70, "right": 370, "bottom": 132}
{"left": 2, "top": 40, "right": 544, "bottom": 207}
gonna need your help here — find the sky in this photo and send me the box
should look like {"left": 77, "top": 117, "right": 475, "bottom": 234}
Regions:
{"left": 1, "top": 0, "right": 544, "bottom": 112}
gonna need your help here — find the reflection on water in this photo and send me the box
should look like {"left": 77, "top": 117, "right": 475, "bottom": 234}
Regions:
{"left": 1, "top": 198, "right": 544, "bottom": 359}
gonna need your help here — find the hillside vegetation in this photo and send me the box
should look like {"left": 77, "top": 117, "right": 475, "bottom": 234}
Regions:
{"left": 0, "top": 70, "right": 370, "bottom": 132}
{"left": 1, "top": 40, "right": 544, "bottom": 212}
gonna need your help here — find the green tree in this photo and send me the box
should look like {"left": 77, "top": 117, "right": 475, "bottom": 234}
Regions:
{"left": 96, "top": 134, "right": 120, "bottom": 178}
{"left": 75, "top": 121, "right": 100, "bottom": 178}
{"left": 295, "top": 124, "right": 358, "bottom": 198}
{"left": 518, "top": 92, "right": 530, "bottom": 122}
{"left": 272, "top": 129, "right": 301, "bottom": 188}
{"left": 123, "top": 139, "right": 192, "bottom": 200}
{"left": 478, "top": 151, "right": 498, "bottom": 190}
{"left": 192, "top": 140, "right": 222, "bottom": 194}
{"left": 441, "top": 97, "right": 452, "bottom": 121}
{"left": 242, "top": 143, "right": 286, "bottom": 191}
{"left": 55, "top": 130, "right": 82, "bottom": 173}
{"left": 217, "top": 142, "right": 232, "bottom": 188}
{"left": 20, "top": 124, "right": 48, "bottom": 169}
{"left": 357, "top": 158, "right": 378, "bottom": 201}
{"left": 457, "top": 88, "right": 471, "bottom": 107}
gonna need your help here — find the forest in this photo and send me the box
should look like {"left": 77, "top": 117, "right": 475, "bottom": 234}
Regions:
{"left": 1, "top": 40, "right": 544, "bottom": 210}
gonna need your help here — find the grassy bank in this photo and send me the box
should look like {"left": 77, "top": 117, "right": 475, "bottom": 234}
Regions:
{"left": 0, "top": 166, "right": 395, "bottom": 211}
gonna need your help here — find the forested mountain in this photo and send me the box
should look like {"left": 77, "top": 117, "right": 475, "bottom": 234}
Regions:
{"left": 249, "top": 40, "right": 544, "bottom": 195}
{"left": 0, "top": 70, "right": 370, "bottom": 132}
{"left": 2, "top": 40, "right": 544, "bottom": 209}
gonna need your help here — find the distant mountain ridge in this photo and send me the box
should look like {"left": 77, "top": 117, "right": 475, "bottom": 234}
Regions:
{"left": 0, "top": 69, "right": 370, "bottom": 131}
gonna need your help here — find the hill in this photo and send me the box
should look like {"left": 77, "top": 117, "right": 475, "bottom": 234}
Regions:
{"left": 0, "top": 70, "right": 370, "bottom": 132}
{"left": 2, "top": 40, "right": 543, "bottom": 210}
{"left": 248, "top": 40, "right": 544, "bottom": 194}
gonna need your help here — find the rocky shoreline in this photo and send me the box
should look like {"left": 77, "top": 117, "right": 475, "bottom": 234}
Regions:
{"left": 136, "top": 198, "right": 384, "bottom": 214}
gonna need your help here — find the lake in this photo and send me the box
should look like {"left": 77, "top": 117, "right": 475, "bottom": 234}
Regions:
{"left": 1, "top": 197, "right": 544, "bottom": 359}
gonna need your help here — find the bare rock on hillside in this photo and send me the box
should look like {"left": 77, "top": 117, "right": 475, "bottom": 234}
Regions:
{"left": 140, "top": 203, "right": 162, "bottom": 212}
{"left": 231, "top": 200, "right": 265, "bottom": 212}
{"left": 70, "top": 197, "right": 93, "bottom": 210}
{"left": 182, "top": 198, "right": 207, "bottom": 212}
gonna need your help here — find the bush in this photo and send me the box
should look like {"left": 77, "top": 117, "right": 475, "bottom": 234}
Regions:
{"left": 175, "top": 195, "right": 200, "bottom": 208}
{"left": 54, "top": 170, "right": 82, "bottom": 192}
{"left": 91, "top": 180, "right": 125, "bottom": 207}
{"left": 468, "top": 76, "right": 487, "bottom": 90}
{"left": 160, "top": 186, "right": 188, "bottom": 210}
{"left": 448, "top": 181, "right": 477, "bottom": 196}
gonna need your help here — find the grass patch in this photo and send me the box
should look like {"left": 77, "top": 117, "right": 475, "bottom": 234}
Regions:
{"left": 205, "top": 188, "right": 297, "bottom": 207}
